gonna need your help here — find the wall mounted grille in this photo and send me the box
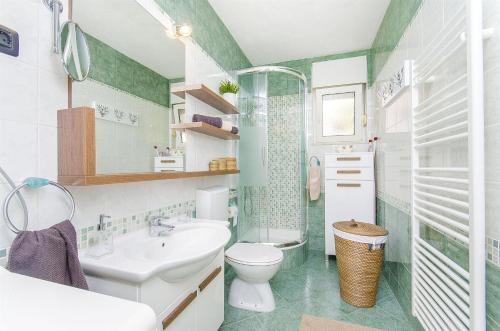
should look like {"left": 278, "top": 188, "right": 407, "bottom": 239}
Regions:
{"left": 411, "top": 1, "right": 485, "bottom": 330}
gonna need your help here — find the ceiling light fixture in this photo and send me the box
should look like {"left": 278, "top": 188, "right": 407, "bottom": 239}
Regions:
{"left": 166, "top": 23, "right": 193, "bottom": 39}
{"left": 176, "top": 23, "right": 192, "bottom": 37}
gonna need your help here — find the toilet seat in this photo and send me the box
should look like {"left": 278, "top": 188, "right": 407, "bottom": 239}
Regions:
{"left": 225, "top": 243, "right": 283, "bottom": 266}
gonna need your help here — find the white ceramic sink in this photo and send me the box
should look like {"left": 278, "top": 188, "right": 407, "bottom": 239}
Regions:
{"left": 80, "top": 219, "right": 231, "bottom": 283}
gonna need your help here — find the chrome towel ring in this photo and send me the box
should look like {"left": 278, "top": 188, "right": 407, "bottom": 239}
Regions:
{"left": 3, "top": 177, "right": 75, "bottom": 234}
{"left": 309, "top": 156, "right": 320, "bottom": 167}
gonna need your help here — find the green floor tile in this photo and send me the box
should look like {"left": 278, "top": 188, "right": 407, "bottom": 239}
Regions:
{"left": 221, "top": 253, "right": 416, "bottom": 331}
{"left": 219, "top": 315, "right": 263, "bottom": 331}
{"left": 257, "top": 307, "right": 302, "bottom": 331}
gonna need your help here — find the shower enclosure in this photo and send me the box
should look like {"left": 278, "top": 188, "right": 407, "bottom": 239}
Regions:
{"left": 236, "top": 66, "right": 308, "bottom": 250}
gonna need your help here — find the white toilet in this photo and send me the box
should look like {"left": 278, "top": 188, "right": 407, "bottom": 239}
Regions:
{"left": 225, "top": 242, "right": 283, "bottom": 312}
{"left": 196, "top": 186, "right": 284, "bottom": 312}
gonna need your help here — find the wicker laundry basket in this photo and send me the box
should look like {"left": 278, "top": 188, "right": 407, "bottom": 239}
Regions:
{"left": 333, "top": 220, "right": 388, "bottom": 308}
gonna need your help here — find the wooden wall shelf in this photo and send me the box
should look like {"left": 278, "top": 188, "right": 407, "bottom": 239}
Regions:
{"left": 58, "top": 170, "right": 240, "bottom": 186}
{"left": 57, "top": 107, "right": 239, "bottom": 186}
{"left": 171, "top": 122, "right": 240, "bottom": 140}
{"left": 171, "top": 84, "right": 239, "bottom": 115}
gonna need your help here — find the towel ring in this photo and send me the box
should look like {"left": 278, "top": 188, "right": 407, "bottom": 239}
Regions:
{"left": 3, "top": 177, "right": 75, "bottom": 234}
{"left": 309, "top": 156, "right": 320, "bottom": 166}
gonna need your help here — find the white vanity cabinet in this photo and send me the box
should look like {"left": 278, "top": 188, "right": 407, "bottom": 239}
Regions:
{"left": 324, "top": 152, "right": 375, "bottom": 255}
{"left": 86, "top": 251, "right": 224, "bottom": 331}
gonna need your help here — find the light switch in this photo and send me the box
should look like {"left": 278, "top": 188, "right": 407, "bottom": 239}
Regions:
{"left": 0, "top": 24, "right": 19, "bottom": 57}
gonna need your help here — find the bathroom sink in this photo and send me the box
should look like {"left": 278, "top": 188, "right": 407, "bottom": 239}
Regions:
{"left": 80, "top": 220, "right": 231, "bottom": 283}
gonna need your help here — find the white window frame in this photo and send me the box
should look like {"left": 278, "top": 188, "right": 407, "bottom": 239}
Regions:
{"left": 313, "top": 84, "right": 365, "bottom": 144}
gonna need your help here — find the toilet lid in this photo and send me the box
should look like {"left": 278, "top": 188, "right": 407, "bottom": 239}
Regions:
{"left": 225, "top": 243, "right": 283, "bottom": 265}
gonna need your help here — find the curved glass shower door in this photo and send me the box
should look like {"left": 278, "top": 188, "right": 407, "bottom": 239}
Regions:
{"left": 237, "top": 67, "right": 307, "bottom": 247}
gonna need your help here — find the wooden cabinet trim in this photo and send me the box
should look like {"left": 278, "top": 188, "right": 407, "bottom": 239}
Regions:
{"left": 162, "top": 290, "right": 198, "bottom": 329}
{"left": 198, "top": 266, "right": 222, "bottom": 292}
{"left": 336, "top": 170, "right": 361, "bottom": 174}
{"left": 336, "top": 157, "right": 361, "bottom": 161}
{"left": 337, "top": 183, "right": 362, "bottom": 188}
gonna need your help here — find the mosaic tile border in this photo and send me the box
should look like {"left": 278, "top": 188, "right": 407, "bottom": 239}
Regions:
{"left": 487, "top": 236, "right": 500, "bottom": 267}
{"left": 0, "top": 194, "right": 239, "bottom": 264}
{"left": 77, "top": 200, "right": 195, "bottom": 250}
{"left": 0, "top": 199, "right": 195, "bottom": 262}
{"left": 376, "top": 190, "right": 411, "bottom": 214}
{"left": 377, "top": 191, "right": 500, "bottom": 267}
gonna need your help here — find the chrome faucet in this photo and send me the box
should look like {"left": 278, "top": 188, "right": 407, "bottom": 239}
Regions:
{"left": 149, "top": 215, "right": 175, "bottom": 236}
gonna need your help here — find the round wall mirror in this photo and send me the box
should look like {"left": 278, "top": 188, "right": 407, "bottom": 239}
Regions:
{"left": 59, "top": 21, "right": 91, "bottom": 82}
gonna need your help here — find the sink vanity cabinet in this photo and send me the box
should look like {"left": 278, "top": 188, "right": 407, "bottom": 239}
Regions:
{"left": 86, "top": 251, "right": 225, "bottom": 331}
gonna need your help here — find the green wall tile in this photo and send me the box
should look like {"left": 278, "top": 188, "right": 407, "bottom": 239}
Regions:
{"left": 487, "top": 262, "right": 500, "bottom": 330}
{"left": 377, "top": 198, "right": 423, "bottom": 330}
{"left": 154, "top": 0, "right": 251, "bottom": 72}
{"left": 377, "top": 195, "right": 498, "bottom": 330}
{"left": 115, "top": 54, "right": 135, "bottom": 93}
{"left": 370, "top": 0, "right": 422, "bottom": 85}
{"left": 85, "top": 33, "right": 170, "bottom": 107}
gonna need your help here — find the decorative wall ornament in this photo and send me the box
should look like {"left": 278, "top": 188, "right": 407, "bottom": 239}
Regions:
{"left": 377, "top": 60, "right": 411, "bottom": 108}
{"left": 92, "top": 101, "right": 139, "bottom": 127}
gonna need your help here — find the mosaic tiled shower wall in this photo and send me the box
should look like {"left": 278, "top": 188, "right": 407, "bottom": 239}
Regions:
{"left": 238, "top": 84, "right": 306, "bottom": 242}
{"left": 267, "top": 94, "right": 303, "bottom": 230}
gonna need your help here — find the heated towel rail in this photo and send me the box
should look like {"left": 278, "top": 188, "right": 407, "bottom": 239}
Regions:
{"left": 411, "top": 1, "right": 485, "bottom": 330}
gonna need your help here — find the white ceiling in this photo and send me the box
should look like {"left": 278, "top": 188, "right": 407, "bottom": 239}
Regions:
{"left": 74, "top": 0, "right": 185, "bottom": 79}
{"left": 208, "top": 0, "right": 391, "bottom": 65}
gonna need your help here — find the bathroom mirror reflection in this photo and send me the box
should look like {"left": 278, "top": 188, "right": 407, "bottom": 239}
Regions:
{"left": 71, "top": 0, "right": 185, "bottom": 174}
{"left": 59, "top": 21, "right": 91, "bottom": 82}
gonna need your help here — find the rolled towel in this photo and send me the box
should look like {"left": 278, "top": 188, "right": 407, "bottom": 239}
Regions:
{"left": 221, "top": 120, "right": 233, "bottom": 132}
{"left": 231, "top": 126, "right": 239, "bottom": 134}
{"left": 192, "top": 114, "right": 222, "bottom": 128}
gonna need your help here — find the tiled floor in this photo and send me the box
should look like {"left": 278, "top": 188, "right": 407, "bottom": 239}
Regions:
{"left": 219, "top": 250, "right": 416, "bottom": 331}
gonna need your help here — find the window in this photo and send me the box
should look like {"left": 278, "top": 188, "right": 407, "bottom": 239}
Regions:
{"left": 313, "top": 84, "right": 365, "bottom": 144}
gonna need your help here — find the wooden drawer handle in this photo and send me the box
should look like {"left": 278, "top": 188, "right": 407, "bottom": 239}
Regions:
{"left": 337, "top": 157, "right": 361, "bottom": 161}
{"left": 162, "top": 291, "right": 198, "bottom": 329}
{"left": 337, "top": 170, "right": 361, "bottom": 174}
{"left": 337, "top": 183, "right": 361, "bottom": 188}
{"left": 199, "top": 266, "right": 222, "bottom": 292}
{"left": 161, "top": 160, "right": 176, "bottom": 163}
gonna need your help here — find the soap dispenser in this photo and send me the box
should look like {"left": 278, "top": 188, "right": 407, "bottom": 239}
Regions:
{"left": 87, "top": 214, "right": 113, "bottom": 258}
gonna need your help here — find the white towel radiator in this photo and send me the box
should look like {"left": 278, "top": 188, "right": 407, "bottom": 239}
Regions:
{"left": 411, "top": 1, "right": 485, "bottom": 330}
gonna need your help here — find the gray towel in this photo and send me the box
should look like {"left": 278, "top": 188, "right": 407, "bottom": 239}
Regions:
{"left": 192, "top": 114, "right": 223, "bottom": 128}
{"left": 7, "top": 220, "right": 88, "bottom": 290}
{"left": 192, "top": 114, "right": 239, "bottom": 134}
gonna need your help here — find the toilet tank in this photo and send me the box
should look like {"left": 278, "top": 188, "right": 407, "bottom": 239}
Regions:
{"left": 196, "top": 186, "right": 229, "bottom": 221}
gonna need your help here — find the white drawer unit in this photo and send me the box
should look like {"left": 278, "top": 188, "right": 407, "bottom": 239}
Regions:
{"left": 324, "top": 152, "right": 375, "bottom": 255}
{"left": 324, "top": 152, "right": 374, "bottom": 168}
{"left": 324, "top": 167, "right": 374, "bottom": 181}
{"left": 154, "top": 156, "right": 184, "bottom": 172}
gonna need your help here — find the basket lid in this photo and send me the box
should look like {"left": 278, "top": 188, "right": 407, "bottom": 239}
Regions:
{"left": 333, "top": 219, "right": 388, "bottom": 236}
